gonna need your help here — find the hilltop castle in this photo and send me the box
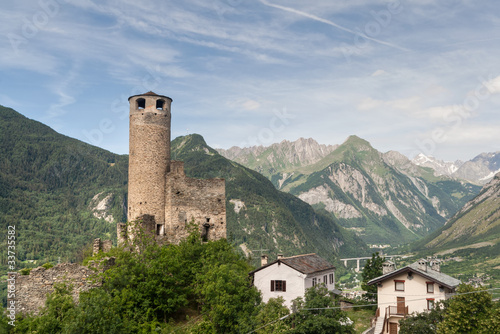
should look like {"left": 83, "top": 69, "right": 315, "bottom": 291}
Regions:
{"left": 117, "top": 92, "right": 226, "bottom": 245}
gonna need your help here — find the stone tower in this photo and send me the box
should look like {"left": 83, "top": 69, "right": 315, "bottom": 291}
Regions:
{"left": 127, "top": 91, "right": 172, "bottom": 235}
{"left": 119, "top": 91, "right": 226, "bottom": 246}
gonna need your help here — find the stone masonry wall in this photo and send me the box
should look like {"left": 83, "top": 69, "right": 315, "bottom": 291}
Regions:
{"left": 165, "top": 161, "right": 226, "bottom": 243}
{"left": 14, "top": 263, "right": 99, "bottom": 315}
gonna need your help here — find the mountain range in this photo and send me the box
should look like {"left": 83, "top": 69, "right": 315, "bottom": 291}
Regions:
{"left": 412, "top": 153, "right": 500, "bottom": 185}
{"left": 2, "top": 103, "right": 499, "bottom": 268}
{"left": 219, "top": 137, "right": 482, "bottom": 246}
{"left": 0, "top": 106, "right": 368, "bottom": 271}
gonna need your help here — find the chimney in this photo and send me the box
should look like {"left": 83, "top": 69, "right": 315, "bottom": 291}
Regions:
{"left": 430, "top": 259, "right": 441, "bottom": 272}
{"left": 418, "top": 259, "right": 427, "bottom": 272}
{"left": 277, "top": 254, "right": 284, "bottom": 260}
{"left": 261, "top": 254, "right": 268, "bottom": 267}
{"left": 382, "top": 260, "right": 396, "bottom": 274}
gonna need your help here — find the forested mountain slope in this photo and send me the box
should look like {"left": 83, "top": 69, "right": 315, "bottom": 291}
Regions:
{"left": 0, "top": 105, "right": 128, "bottom": 263}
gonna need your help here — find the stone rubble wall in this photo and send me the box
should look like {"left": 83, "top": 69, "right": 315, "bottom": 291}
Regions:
{"left": 14, "top": 263, "right": 100, "bottom": 316}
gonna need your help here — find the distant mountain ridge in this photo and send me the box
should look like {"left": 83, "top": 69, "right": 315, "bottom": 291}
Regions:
{"left": 217, "top": 138, "right": 338, "bottom": 178}
{"left": 221, "top": 136, "right": 481, "bottom": 246}
{"left": 412, "top": 152, "right": 500, "bottom": 185}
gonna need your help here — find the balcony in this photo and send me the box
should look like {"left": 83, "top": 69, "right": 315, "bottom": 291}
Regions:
{"left": 386, "top": 305, "right": 408, "bottom": 317}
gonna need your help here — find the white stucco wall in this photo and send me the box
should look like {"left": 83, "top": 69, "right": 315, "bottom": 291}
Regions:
{"left": 304, "top": 270, "right": 336, "bottom": 291}
{"left": 254, "top": 263, "right": 336, "bottom": 309}
{"left": 254, "top": 262, "right": 306, "bottom": 308}
{"left": 377, "top": 271, "right": 450, "bottom": 319}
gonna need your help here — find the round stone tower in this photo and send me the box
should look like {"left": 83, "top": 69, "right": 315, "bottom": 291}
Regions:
{"left": 127, "top": 91, "right": 172, "bottom": 228}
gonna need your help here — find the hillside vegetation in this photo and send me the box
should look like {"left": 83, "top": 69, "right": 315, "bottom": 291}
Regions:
{"left": 0, "top": 105, "right": 128, "bottom": 264}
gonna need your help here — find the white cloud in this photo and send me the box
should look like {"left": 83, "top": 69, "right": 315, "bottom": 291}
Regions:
{"left": 371, "top": 69, "right": 387, "bottom": 77}
{"left": 357, "top": 96, "right": 421, "bottom": 112}
{"left": 226, "top": 98, "right": 261, "bottom": 111}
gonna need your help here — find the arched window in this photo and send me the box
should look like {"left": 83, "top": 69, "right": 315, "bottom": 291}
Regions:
{"left": 137, "top": 98, "right": 145, "bottom": 109}
{"left": 156, "top": 99, "right": 165, "bottom": 110}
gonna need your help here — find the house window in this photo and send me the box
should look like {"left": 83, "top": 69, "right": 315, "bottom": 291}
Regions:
{"left": 427, "top": 282, "right": 434, "bottom": 293}
{"left": 395, "top": 280, "right": 405, "bottom": 291}
{"left": 270, "top": 280, "right": 286, "bottom": 292}
{"left": 323, "top": 275, "right": 328, "bottom": 285}
{"left": 329, "top": 273, "right": 334, "bottom": 285}
{"left": 427, "top": 298, "right": 435, "bottom": 310}
{"left": 312, "top": 278, "right": 317, "bottom": 286}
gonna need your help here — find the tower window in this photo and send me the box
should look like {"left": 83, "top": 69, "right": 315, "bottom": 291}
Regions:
{"left": 156, "top": 99, "right": 165, "bottom": 110}
{"left": 137, "top": 98, "right": 146, "bottom": 109}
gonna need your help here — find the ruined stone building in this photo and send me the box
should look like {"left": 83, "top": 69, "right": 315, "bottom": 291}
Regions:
{"left": 118, "top": 92, "right": 226, "bottom": 245}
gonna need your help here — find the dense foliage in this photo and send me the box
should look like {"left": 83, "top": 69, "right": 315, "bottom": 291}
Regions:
{"left": 8, "top": 230, "right": 261, "bottom": 333}
{"left": 399, "top": 301, "right": 447, "bottom": 334}
{"left": 291, "top": 285, "right": 354, "bottom": 334}
{"left": 437, "top": 284, "right": 499, "bottom": 334}
{"left": 361, "top": 252, "right": 384, "bottom": 302}
{"left": 399, "top": 284, "right": 500, "bottom": 334}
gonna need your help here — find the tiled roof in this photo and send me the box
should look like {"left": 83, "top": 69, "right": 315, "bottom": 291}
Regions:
{"left": 367, "top": 261, "right": 461, "bottom": 289}
{"left": 250, "top": 253, "right": 335, "bottom": 275}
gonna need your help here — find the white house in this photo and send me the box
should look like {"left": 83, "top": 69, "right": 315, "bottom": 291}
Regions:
{"left": 367, "top": 259, "right": 460, "bottom": 334}
{"left": 250, "top": 253, "right": 337, "bottom": 309}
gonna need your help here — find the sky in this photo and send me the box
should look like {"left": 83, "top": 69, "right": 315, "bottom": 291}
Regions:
{"left": 1, "top": 0, "right": 500, "bottom": 161}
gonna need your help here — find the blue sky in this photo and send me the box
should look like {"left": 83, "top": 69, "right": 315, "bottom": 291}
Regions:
{"left": 1, "top": 0, "right": 500, "bottom": 161}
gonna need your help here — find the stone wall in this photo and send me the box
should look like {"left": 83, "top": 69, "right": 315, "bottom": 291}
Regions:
{"left": 14, "top": 263, "right": 99, "bottom": 315}
{"left": 92, "top": 238, "right": 113, "bottom": 255}
{"left": 165, "top": 161, "right": 226, "bottom": 243}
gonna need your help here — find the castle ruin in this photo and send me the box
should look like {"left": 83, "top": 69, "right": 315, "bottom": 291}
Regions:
{"left": 117, "top": 92, "right": 226, "bottom": 245}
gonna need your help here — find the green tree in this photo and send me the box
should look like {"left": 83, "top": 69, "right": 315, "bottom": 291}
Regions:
{"left": 254, "top": 297, "right": 291, "bottom": 334}
{"left": 399, "top": 300, "right": 447, "bottom": 334}
{"left": 437, "top": 284, "right": 492, "bottom": 334}
{"left": 60, "top": 288, "right": 131, "bottom": 334}
{"left": 480, "top": 303, "right": 500, "bottom": 334}
{"left": 361, "top": 252, "right": 384, "bottom": 301}
{"left": 0, "top": 307, "right": 10, "bottom": 334}
{"left": 292, "top": 285, "right": 354, "bottom": 334}
{"left": 194, "top": 240, "right": 261, "bottom": 333}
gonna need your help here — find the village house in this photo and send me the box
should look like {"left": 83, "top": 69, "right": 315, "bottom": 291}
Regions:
{"left": 250, "top": 253, "right": 338, "bottom": 309}
{"left": 367, "top": 258, "right": 460, "bottom": 334}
